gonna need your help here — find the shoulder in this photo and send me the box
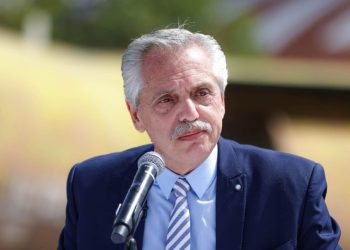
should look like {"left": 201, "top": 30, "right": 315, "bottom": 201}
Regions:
{"left": 218, "top": 137, "right": 320, "bottom": 183}
{"left": 219, "top": 137, "right": 325, "bottom": 211}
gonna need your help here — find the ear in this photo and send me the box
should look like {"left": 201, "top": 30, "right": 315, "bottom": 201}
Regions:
{"left": 220, "top": 93, "right": 226, "bottom": 118}
{"left": 126, "top": 101, "right": 146, "bottom": 132}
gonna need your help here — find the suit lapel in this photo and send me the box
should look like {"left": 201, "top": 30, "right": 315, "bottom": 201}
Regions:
{"left": 216, "top": 138, "right": 247, "bottom": 250}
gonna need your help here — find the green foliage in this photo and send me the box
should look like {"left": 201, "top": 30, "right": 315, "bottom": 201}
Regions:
{"left": 53, "top": 0, "right": 214, "bottom": 48}
{"left": 0, "top": 0, "right": 257, "bottom": 54}
{"left": 212, "top": 11, "right": 259, "bottom": 56}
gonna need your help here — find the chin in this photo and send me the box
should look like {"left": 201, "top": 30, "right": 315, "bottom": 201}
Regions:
{"left": 184, "top": 141, "right": 213, "bottom": 157}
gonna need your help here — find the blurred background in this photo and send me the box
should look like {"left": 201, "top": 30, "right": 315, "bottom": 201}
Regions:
{"left": 0, "top": 0, "right": 349, "bottom": 249}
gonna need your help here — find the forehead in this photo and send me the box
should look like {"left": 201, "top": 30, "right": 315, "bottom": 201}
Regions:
{"left": 141, "top": 45, "right": 213, "bottom": 83}
{"left": 143, "top": 47, "right": 215, "bottom": 96}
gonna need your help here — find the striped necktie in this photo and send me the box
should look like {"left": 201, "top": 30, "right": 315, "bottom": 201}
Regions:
{"left": 166, "top": 178, "right": 191, "bottom": 250}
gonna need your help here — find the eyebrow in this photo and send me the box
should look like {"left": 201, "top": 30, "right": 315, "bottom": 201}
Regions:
{"left": 150, "top": 89, "right": 175, "bottom": 103}
{"left": 150, "top": 82, "right": 216, "bottom": 102}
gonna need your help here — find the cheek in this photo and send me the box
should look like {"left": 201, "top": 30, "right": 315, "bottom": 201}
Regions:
{"left": 200, "top": 102, "right": 225, "bottom": 132}
{"left": 144, "top": 117, "right": 172, "bottom": 137}
{"left": 199, "top": 106, "right": 223, "bottom": 126}
{"left": 212, "top": 99, "right": 225, "bottom": 118}
{"left": 216, "top": 97, "right": 225, "bottom": 118}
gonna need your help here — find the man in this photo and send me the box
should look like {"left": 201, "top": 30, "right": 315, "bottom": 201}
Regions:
{"left": 58, "top": 28, "right": 341, "bottom": 249}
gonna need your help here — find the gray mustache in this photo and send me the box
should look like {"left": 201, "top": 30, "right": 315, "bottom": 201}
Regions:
{"left": 171, "top": 120, "right": 213, "bottom": 140}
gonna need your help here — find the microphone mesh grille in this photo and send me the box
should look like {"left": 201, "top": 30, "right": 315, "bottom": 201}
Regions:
{"left": 137, "top": 151, "right": 165, "bottom": 175}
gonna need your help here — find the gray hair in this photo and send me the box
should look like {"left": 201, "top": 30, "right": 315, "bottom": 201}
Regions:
{"left": 121, "top": 28, "right": 228, "bottom": 108}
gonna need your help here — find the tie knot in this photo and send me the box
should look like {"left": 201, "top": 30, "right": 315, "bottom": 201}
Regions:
{"left": 173, "top": 178, "right": 190, "bottom": 197}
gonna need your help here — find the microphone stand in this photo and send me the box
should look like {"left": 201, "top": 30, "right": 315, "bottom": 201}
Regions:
{"left": 124, "top": 236, "right": 137, "bottom": 250}
{"left": 122, "top": 204, "right": 148, "bottom": 250}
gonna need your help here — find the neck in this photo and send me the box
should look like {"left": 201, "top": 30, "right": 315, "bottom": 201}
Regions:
{"left": 162, "top": 147, "right": 217, "bottom": 175}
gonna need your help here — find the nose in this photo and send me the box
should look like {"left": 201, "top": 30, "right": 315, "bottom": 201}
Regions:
{"left": 178, "top": 98, "right": 199, "bottom": 122}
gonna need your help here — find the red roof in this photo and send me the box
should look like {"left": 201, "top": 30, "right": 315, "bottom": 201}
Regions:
{"left": 226, "top": 0, "right": 350, "bottom": 60}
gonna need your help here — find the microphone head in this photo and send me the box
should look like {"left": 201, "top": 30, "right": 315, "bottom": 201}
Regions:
{"left": 138, "top": 151, "right": 165, "bottom": 176}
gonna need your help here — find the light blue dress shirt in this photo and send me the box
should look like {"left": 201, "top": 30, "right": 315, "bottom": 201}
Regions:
{"left": 143, "top": 145, "right": 217, "bottom": 250}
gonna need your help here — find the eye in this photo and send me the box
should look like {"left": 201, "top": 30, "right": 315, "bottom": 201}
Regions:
{"left": 152, "top": 94, "right": 176, "bottom": 114}
{"left": 193, "top": 87, "right": 214, "bottom": 106}
{"left": 196, "top": 88, "right": 210, "bottom": 97}
{"left": 158, "top": 95, "right": 174, "bottom": 104}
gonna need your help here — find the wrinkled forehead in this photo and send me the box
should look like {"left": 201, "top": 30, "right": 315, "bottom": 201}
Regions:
{"left": 141, "top": 45, "right": 212, "bottom": 81}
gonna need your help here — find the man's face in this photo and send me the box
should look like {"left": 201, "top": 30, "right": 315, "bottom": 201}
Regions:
{"left": 127, "top": 45, "right": 225, "bottom": 174}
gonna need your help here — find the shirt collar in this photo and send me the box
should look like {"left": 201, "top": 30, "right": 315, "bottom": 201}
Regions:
{"left": 156, "top": 145, "right": 218, "bottom": 200}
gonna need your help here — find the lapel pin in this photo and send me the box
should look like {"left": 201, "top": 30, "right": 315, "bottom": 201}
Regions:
{"left": 235, "top": 184, "right": 242, "bottom": 191}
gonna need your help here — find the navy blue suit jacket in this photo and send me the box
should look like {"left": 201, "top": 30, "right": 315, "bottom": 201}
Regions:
{"left": 58, "top": 137, "right": 341, "bottom": 249}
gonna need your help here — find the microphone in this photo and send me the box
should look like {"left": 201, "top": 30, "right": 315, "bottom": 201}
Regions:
{"left": 111, "top": 151, "right": 165, "bottom": 245}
